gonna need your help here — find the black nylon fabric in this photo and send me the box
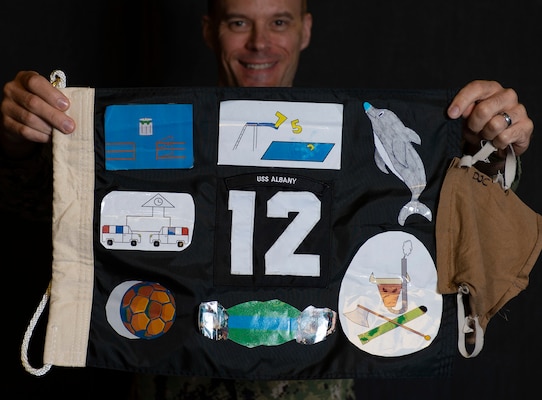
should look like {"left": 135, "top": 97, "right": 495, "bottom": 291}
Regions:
{"left": 86, "top": 87, "right": 461, "bottom": 379}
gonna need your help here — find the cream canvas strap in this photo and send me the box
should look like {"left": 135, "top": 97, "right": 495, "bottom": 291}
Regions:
{"left": 21, "top": 86, "right": 96, "bottom": 374}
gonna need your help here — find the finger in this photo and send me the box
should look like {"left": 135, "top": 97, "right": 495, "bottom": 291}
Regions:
{"left": 472, "top": 97, "right": 519, "bottom": 133}
{"left": 464, "top": 104, "right": 533, "bottom": 157}
{"left": 19, "top": 71, "right": 71, "bottom": 112}
{"left": 492, "top": 118, "right": 533, "bottom": 157}
{"left": 2, "top": 114, "right": 52, "bottom": 144}
{"left": 4, "top": 88, "right": 68, "bottom": 135}
{"left": 11, "top": 80, "right": 75, "bottom": 135}
{"left": 478, "top": 105, "right": 521, "bottom": 142}
{"left": 447, "top": 80, "right": 504, "bottom": 119}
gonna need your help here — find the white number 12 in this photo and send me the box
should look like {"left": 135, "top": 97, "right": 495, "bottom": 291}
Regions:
{"left": 228, "top": 190, "right": 321, "bottom": 277}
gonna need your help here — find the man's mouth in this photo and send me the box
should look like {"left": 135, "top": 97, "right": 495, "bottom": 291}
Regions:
{"left": 243, "top": 62, "right": 275, "bottom": 70}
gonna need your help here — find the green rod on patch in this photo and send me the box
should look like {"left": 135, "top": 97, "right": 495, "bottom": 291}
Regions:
{"left": 358, "top": 305, "right": 428, "bottom": 344}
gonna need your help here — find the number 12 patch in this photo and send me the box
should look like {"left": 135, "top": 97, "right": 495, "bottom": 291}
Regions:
{"left": 214, "top": 172, "right": 332, "bottom": 288}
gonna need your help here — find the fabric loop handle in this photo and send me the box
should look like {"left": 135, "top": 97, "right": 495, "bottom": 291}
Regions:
{"left": 458, "top": 141, "right": 516, "bottom": 190}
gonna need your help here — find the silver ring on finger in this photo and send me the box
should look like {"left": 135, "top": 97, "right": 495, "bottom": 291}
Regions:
{"left": 499, "top": 111, "right": 512, "bottom": 128}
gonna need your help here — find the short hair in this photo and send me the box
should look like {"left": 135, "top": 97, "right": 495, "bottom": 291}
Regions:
{"left": 206, "top": 0, "right": 308, "bottom": 17}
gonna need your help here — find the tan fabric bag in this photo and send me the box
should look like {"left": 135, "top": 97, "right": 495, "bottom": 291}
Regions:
{"left": 436, "top": 141, "right": 542, "bottom": 357}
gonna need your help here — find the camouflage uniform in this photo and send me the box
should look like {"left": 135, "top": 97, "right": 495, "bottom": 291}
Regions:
{"left": 131, "top": 375, "right": 355, "bottom": 400}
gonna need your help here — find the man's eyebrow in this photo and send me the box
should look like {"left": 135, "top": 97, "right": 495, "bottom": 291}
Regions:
{"left": 270, "top": 11, "right": 296, "bottom": 19}
{"left": 222, "top": 11, "right": 295, "bottom": 20}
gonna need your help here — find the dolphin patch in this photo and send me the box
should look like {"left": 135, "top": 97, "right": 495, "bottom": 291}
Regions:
{"left": 363, "top": 102, "right": 432, "bottom": 225}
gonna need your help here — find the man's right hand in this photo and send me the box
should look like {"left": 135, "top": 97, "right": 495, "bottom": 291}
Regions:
{"left": 1, "top": 71, "right": 75, "bottom": 158}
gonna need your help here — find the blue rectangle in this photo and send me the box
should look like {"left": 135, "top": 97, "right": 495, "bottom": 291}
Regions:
{"left": 228, "top": 316, "right": 298, "bottom": 331}
{"left": 105, "top": 104, "right": 194, "bottom": 170}
{"left": 261, "top": 141, "right": 334, "bottom": 162}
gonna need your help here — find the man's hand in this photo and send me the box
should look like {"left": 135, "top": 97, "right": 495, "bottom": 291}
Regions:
{"left": 1, "top": 71, "right": 75, "bottom": 157}
{"left": 447, "top": 80, "right": 533, "bottom": 157}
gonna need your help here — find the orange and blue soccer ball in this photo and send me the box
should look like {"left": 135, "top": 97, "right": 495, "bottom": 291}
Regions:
{"left": 120, "top": 282, "right": 176, "bottom": 339}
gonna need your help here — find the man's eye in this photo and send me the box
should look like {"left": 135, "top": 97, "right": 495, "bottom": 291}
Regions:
{"left": 273, "top": 19, "right": 290, "bottom": 29}
{"left": 228, "top": 20, "right": 248, "bottom": 31}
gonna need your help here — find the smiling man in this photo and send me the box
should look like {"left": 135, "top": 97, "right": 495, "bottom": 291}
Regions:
{"left": 203, "top": 0, "right": 312, "bottom": 87}
{"left": 0, "top": 0, "right": 535, "bottom": 399}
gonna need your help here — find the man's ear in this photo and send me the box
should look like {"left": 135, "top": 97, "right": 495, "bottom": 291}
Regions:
{"left": 300, "top": 13, "right": 313, "bottom": 51}
{"left": 202, "top": 16, "right": 216, "bottom": 50}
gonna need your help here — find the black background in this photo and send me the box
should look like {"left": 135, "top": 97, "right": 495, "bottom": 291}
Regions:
{"left": 3, "top": 1, "right": 541, "bottom": 399}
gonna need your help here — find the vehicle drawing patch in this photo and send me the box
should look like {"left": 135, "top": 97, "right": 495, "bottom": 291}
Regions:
{"left": 100, "top": 191, "right": 195, "bottom": 251}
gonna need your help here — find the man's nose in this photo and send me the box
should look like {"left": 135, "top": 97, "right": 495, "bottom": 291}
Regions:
{"left": 247, "top": 26, "right": 269, "bottom": 51}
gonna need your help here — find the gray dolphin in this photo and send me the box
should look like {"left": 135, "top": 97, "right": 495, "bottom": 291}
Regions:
{"left": 363, "top": 102, "right": 432, "bottom": 225}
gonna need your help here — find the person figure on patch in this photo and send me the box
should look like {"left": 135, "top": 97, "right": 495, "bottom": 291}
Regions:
{"left": 0, "top": 0, "right": 534, "bottom": 399}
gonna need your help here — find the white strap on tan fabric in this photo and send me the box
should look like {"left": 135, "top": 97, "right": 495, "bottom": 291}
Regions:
{"left": 458, "top": 140, "right": 517, "bottom": 190}
{"left": 456, "top": 284, "right": 484, "bottom": 358}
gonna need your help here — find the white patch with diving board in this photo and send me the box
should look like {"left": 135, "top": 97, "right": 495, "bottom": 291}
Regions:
{"left": 218, "top": 100, "right": 343, "bottom": 170}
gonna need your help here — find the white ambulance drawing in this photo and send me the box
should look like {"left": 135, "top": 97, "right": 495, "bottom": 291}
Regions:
{"left": 102, "top": 225, "right": 142, "bottom": 247}
{"left": 150, "top": 226, "right": 190, "bottom": 247}
{"left": 100, "top": 191, "right": 195, "bottom": 251}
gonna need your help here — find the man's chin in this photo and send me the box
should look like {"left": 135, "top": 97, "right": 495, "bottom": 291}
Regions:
{"left": 236, "top": 71, "right": 282, "bottom": 87}
{"left": 241, "top": 81, "right": 277, "bottom": 87}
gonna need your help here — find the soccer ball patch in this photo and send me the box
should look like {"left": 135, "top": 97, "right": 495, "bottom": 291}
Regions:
{"left": 120, "top": 281, "right": 176, "bottom": 339}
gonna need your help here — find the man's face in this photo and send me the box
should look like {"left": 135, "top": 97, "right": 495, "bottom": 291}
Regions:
{"left": 203, "top": 0, "right": 312, "bottom": 87}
